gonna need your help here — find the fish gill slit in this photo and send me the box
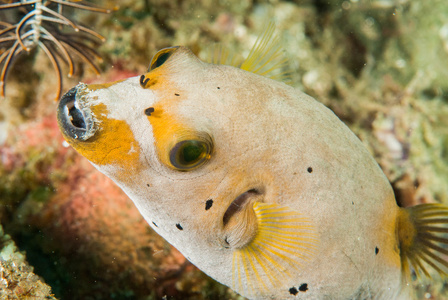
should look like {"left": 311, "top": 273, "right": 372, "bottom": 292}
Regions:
{"left": 223, "top": 189, "right": 261, "bottom": 226}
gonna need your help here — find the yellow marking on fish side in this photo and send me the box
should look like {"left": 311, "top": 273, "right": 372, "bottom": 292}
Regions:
{"left": 231, "top": 202, "right": 316, "bottom": 299}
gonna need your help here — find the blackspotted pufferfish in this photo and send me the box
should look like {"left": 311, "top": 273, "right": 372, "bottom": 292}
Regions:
{"left": 57, "top": 25, "right": 448, "bottom": 299}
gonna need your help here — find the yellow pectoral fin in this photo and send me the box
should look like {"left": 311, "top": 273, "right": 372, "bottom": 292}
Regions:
{"left": 398, "top": 204, "right": 448, "bottom": 280}
{"left": 231, "top": 202, "right": 317, "bottom": 299}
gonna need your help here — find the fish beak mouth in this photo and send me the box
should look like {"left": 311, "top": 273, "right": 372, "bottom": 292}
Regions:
{"left": 57, "top": 85, "right": 96, "bottom": 141}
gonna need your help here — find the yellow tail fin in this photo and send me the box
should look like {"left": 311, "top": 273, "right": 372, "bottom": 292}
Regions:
{"left": 397, "top": 203, "right": 448, "bottom": 279}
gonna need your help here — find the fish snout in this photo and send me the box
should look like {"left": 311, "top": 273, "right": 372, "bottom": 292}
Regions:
{"left": 57, "top": 85, "right": 96, "bottom": 141}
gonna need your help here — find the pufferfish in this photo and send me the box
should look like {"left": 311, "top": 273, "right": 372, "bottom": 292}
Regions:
{"left": 56, "top": 24, "right": 448, "bottom": 299}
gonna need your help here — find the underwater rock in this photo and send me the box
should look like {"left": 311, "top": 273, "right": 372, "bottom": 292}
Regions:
{"left": 0, "top": 225, "right": 56, "bottom": 300}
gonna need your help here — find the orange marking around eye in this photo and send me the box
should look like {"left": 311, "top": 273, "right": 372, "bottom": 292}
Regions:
{"left": 147, "top": 105, "right": 194, "bottom": 168}
{"left": 65, "top": 103, "right": 142, "bottom": 175}
{"left": 141, "top": 60, "right": 194, "bottom": 167}
{"left": 139, "top": 70, "right": 163, "bottom": 89}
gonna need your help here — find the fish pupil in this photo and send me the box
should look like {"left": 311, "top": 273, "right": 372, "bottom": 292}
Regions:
{"left": 153, "top": 52, "right": 171, "bottom": 69}
{"left": 182, "top": 142, "right": 203, "bottom": 163}
{"left": 170, "top": 139, "right": 210, "bottom": 170}
{"left": 149, "top": 46, "right": 179, "bottom": 70}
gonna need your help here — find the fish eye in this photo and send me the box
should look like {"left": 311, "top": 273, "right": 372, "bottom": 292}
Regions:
{"left": 149, "top": 46, "right": 179, "bottom": 71}
{"left": 169, "top": 138, "right": 212, "bottom": 171}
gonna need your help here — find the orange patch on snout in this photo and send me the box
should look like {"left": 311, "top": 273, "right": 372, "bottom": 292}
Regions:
{"left": 87, "top": 79, "right": 126, "bottom": 91}
{"left": 67, "top": 103, "right": 142, "bottom": 175}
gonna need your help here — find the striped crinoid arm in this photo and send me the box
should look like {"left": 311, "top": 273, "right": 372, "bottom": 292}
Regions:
{"left": 56, "top": 28, "right": 103, "bottom": 62}
{"left": 38, "top": 40, "right": 62, "bottom": 100}
{"left": 48, "top": 0, "right": 118, "bottom": 13}
{"left": 0, "top": 37, "right": 24, "bottom": 98}
{"left": 40, "top": 0, "right": 117, "bottom": 41}
{"left": 0, "top": 22, "right": 17, "bottom": 44}
{"left": 40, "top": 16, "right": 107, "bottom": 42}
{"left": 0, "top": 1, "right": 39, "bottom": 10}
{"left": 0, "top": 0, "right": 116, "bottom": 100}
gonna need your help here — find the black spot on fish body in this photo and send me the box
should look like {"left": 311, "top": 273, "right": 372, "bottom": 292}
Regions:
{"left": 375, "top": 247, "right": 379, "bottom": 255}
{"left": 174, "top": 93, "right": 180, "bottom": 96}
{"left": 205, "top": 199, "right": 213, "bottom": 210}
{"left": 289, "top": 287, "right": 298, "bottom": 295}
{"left": 146, "top": 183, "right": 150, "bottom": 187}
{"left": 139, "top": 75, "right": 149, "bottom": 88}
{"left": 176, "top": 223, "right": 183, "bottom": 230}
{"left": 145, "top": 107, "right": 155, "bottom": 116}
{"left": 352, "top": 201, "right": 354, "bottom": 205}
{"left": 223, "top": 236, "right": 230, "bottom": 249}
{"left": 152, "top": 222, "right": 158, "bottom": 227}
{"left": 307, "top": 167, "right": 313, "bottom": 173}
{"left": 217, "top": 87, "right": 220, "bottom": 89}
{"left": 299, "top": 283, "right": 308, "bottom": 292}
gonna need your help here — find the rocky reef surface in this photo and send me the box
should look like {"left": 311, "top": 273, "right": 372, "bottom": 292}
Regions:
{"left": 0, "top": 225, "right": 56, "bottom": 299}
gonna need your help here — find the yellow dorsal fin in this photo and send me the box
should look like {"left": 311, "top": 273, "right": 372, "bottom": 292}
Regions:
{"left": 398, "top": 203, "right": 448, "bottom": 280}
{"left": 207, "top": 43, "right": 244, "bottom": 67}
{"left": 231, "top": 202, "right": 317, "bottom": 299}
{"left": 205, "top": 22, "right": 292, "bottom": 83}
{"left": 239, "top": 22, "right": 291, "bottom": 83}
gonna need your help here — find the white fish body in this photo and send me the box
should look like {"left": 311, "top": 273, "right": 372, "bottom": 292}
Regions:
{"left": 57, "top": 32, "right": 448, "bottom": 300}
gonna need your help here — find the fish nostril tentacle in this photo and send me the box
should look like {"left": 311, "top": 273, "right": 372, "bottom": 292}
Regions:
{"left": 57, "top": 85, "right": 95, "bottom": 141}
{"left": 67, "top": 100, "right": 86, "bottom": 129}
{"left": 68, "top": 105, "right": 86, "bottom": 129}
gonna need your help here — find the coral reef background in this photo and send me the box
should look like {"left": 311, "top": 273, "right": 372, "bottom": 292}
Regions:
{"left": 0, "top": 0, "right": 447, "bottom": 299}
